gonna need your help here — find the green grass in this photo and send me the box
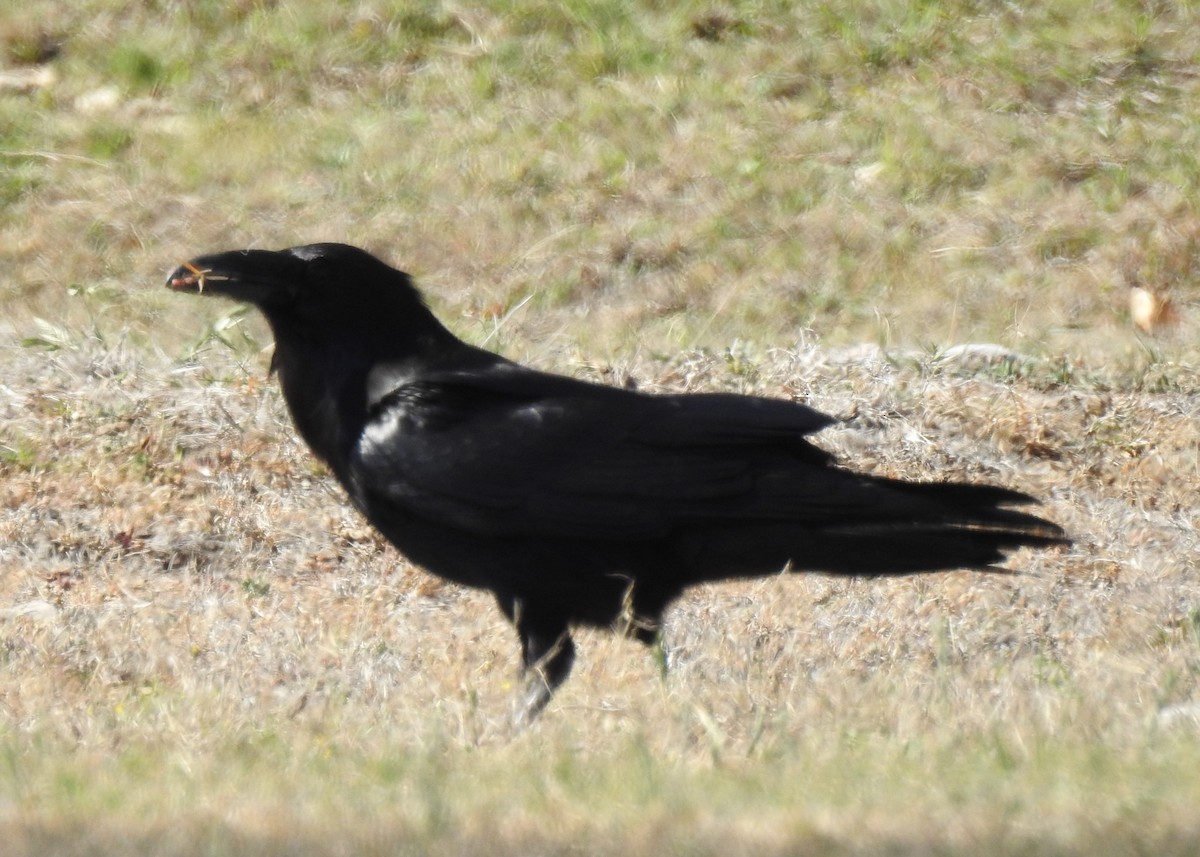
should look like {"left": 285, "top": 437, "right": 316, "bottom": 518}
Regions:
{"left": 3, "top": 0, "right": 1198, "bottom": 360}
{"left": 6, "top": 721, "right": 1200, "bottom": 856}
{"left": 1, "top": 1, "right": 1199, "bottom": 854}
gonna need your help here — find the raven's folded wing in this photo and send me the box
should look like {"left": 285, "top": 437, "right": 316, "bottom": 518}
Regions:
{"left": 350, "top": 366, "right": 844, "bottom": 540}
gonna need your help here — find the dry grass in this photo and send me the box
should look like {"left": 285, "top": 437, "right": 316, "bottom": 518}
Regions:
{"left": 2, "top": 0, "right": 1200, "bottom": 854}
{"left": 1, "top": 337, "right": 1197, "bottom": 855}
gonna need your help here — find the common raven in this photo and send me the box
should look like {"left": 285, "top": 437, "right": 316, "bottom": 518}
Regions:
{"left": 167, "top": 243, "right": 1066, "bottom": 718}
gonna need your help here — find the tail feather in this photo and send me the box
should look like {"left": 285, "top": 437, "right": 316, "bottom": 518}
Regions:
{"left": 678, "top": 476, "right": 1068, "bottom": 579}
{"left": 856, "top": 477, "right": 1065, "bottom": 540}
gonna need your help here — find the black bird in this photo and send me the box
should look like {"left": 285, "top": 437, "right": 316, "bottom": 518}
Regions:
{"left": 166, "top": 243, "right": 1066, "bottom": 718}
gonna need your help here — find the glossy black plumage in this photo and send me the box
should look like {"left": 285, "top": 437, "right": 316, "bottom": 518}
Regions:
{"left": 167, "top": 242, "right": 1066, "bottom": 718}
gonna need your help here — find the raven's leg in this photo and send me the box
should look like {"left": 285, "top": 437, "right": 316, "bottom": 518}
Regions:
{"left": 518, "top": 619, "right": 576, "bottom": 721}
{"left": 631, "top": 621, "right": 672, "bottom": 680}
{"left": 627, "top": 588, "right": 674, "bottom": 680}
{"left": 496, "top": 595, "right": 576, "bottom": 723}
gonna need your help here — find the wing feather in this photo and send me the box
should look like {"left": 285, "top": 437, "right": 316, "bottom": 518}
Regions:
{"left": 352, "top": 367, "right": 840, "bottom": 540}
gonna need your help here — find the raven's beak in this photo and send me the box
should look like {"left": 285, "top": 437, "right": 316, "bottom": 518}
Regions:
{"left": 165, "top": 249, "right": 303, "bottom": 305}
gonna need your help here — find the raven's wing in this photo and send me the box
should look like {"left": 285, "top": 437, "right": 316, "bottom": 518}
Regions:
{"left": 350, "top": 364, "right": 841, "bottom": 540}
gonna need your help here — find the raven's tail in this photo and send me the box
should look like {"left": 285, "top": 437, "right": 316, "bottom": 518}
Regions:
{"left": 678, "top": 477, "right": 1068, "bottom": 579}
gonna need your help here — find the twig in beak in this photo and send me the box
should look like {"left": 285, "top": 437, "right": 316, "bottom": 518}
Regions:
{"left": 171, "top": 260, "right": 230, "bottom": 293}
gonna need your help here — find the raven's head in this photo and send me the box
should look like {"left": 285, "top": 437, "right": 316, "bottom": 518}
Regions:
{"left": 165, "top": 242, "right": 428, "bottom": 323}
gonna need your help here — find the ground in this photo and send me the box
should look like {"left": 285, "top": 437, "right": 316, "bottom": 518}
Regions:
{"left": 1, "top": 2, "right": 1198, "bottom": 855}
